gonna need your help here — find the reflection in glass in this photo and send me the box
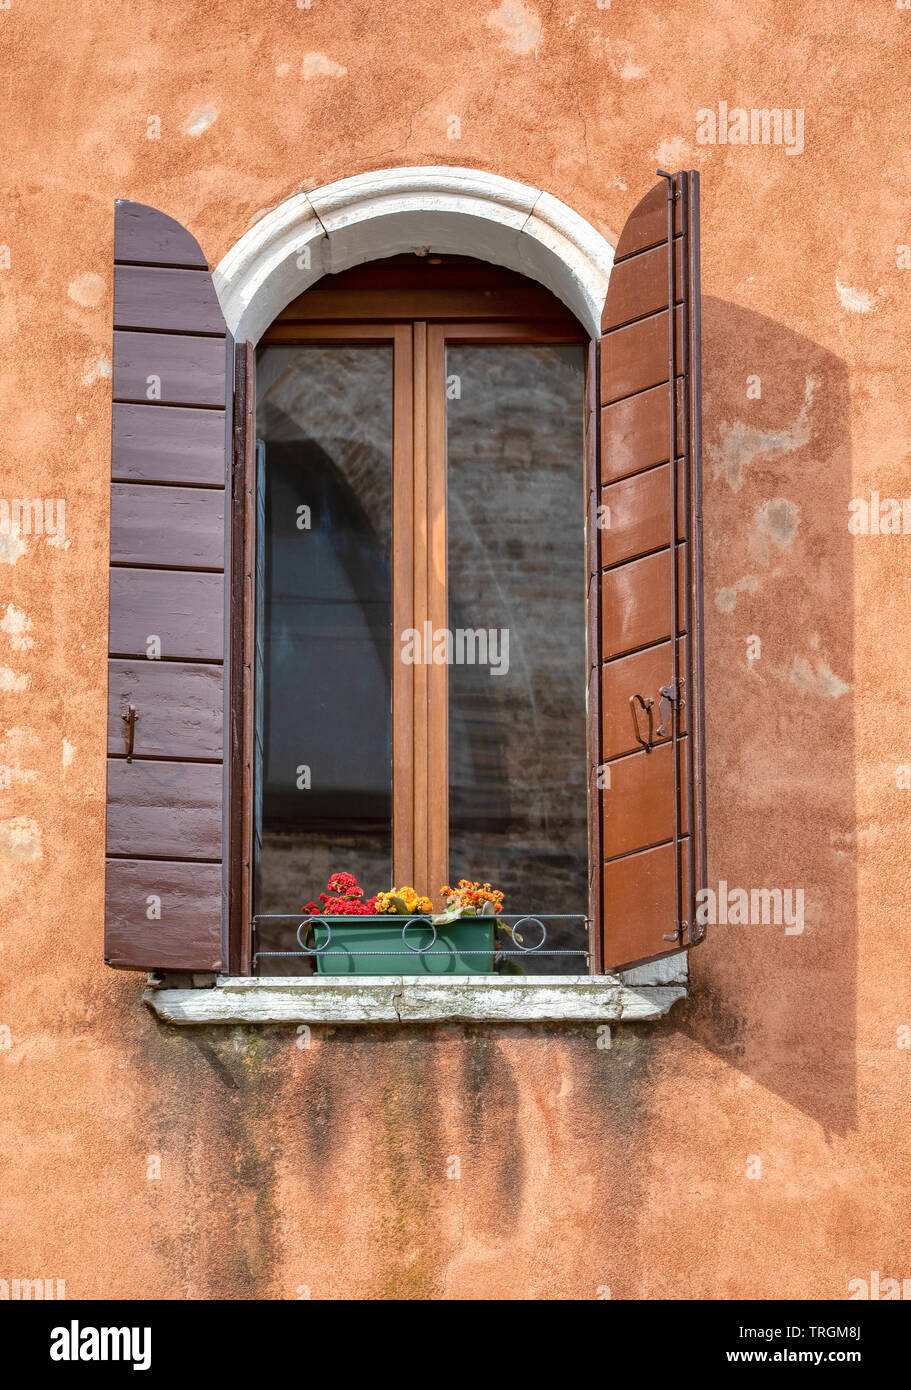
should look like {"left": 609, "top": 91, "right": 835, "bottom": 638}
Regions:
{"left": 255, "top": 346, "right": 393, "bottom": 967}
{"left": 446, "top": 345, "right": 587, "bottom": 972}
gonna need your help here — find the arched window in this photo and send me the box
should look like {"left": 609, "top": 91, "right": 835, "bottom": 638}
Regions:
{"left": 104, "top": 171, "right": 705, "bottom": 983}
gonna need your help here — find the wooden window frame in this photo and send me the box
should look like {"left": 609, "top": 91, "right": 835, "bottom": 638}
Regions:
{"left": 232, "top": 269, "right": 590, "bottom": 976}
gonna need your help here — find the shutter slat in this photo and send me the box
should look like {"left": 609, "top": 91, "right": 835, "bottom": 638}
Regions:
{"left": 105, "top": 200, "right": 237, "bottom": 973}
{"left": 603, "top": 738, "right": 689, "bottom": 859}
{"left": 108, "top": 568, "right": 224, "bottom": 659}
{"left": 591, "top": 171, "right": 706, "bottom": 972}
{"left": 601, "top": 638, "right": 688, "bottom": 759}
{"left": 599, "top": 459, "right": 685, "bottom": 568}
{"left": 613, "top": 180, "right": 683, "bottom": 261}
{"left": 600, "top": 543, "right": 687, "bottom": 659}
{"left": 114, "top": 265, "right": 226, "bottom": 334}
{"left": 600, "top": 379, "right": 683, "bottom": 484}
{"left": 112, "top": 331, "right": 228, "bottom": 406}
{"left": 113, "top": 200, "right": 209, "bottom": 268}
{"left": 106, "top": 760, "right": 223, "bottom": 859}
{"left": 105, "top": 860, "right": 222, "bottom": 971}
{"left": 110, "top": 484, "right": 225, "bottom": 569}
{"left": 600, "top": 305, "right": 684, "bottom": 403}
{"left": 603, "top": 841, "right": 692, "bottom": 971}
{"left": 112, "top": 404, "right": 227, "bottom": 485}
{"left": 107, "top": 660, "right": 223, "bottom": 759}
{"left": 601, "top": 238, "right": 684, "bottom": 330}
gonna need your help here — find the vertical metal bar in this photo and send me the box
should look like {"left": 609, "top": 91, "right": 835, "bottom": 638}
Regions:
{"left": 658, "top": 168, "right": 683, "bottom": 944}
{"left": 685, "top": 172, "right": 706, "bottom": 944}
{"left": 588, "top": 337, "right": 605, "bottom": 973}
{"left": 681, "top": 172, "right": 697, "bottom": 944}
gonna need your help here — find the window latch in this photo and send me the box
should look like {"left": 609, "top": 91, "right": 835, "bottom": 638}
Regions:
{"left": 123, "top": 703, "right": 137, "bottom": 763}
{"left": 656, "top": 677, "right": 685, "bottom": 739}
{"left": 632, "top": 677, "right": 685, "bottom": 751}
{"left": 629, "top": 693, "right": 655, "bottom": 752}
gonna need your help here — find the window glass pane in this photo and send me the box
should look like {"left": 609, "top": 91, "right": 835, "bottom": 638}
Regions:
{"left": 255, "top": 345, "right": 393, "bottom": 961}
{"left": 446, "top": 344, "right": 587, "bottom": 971}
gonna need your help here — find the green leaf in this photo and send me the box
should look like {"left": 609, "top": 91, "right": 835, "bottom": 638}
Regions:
{"left": 387, "top": 893, "right": 410, "bottom": 914}
{"left": 431, "top": 905, "right": 468, "bottom": 926}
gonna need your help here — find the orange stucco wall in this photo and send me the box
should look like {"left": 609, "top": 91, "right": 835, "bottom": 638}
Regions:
{"left": 1, "top": 1, "right": 909, "bottom": 1300}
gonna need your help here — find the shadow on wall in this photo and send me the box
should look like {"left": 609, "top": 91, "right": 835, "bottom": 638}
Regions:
{"left": 682, "top": 295, "right": 856, "bottom": 1138}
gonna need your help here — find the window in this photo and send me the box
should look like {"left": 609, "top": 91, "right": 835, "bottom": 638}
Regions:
{"left": 104, "top": 172, "right": 706, "bottom": 985}
{"left": 249, "top": 258, "right": 591, "bottom": 974}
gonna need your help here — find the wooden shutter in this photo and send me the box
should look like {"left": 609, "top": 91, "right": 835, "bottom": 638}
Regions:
{"left": 105, "top": 201, "right": 239, "bottom": 972}
{"left": 591, "top": 171, "right": 707, "bottom": 972}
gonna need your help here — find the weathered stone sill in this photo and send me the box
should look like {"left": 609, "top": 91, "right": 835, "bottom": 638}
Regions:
{"left": 143, "top": 975, "right": 686, "bottom": 1026}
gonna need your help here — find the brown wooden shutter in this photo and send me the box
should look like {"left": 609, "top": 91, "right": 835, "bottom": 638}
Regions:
{"left": 105, "top": 201, "right": 239, "bottom": 972}
{"left": 591, "top": 171, "right": 707, "bottom": 972}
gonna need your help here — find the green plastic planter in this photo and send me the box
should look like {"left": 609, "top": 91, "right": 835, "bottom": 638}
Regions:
{"left": 310, "top": 915, "right": 495, "bottom": 975}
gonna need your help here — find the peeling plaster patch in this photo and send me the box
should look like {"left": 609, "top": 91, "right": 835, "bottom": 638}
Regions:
{"left": 275, "top": 62, "right": 292, "bottom": 78}
{"left": 62, "top": 739, "right": 76, "bottom": 770}
{"left": 486, "top": 2, "right": 542, "bottom": 55}
{"left": 67, "top": 272, "right": 105, "bottom": 308}
{"left": 81, "top": 353, "right": 111, "bottom": 386}
{"left": 600, "top": 40, "right": 647, "bottom": 79}
{"left": 301, "top": 52, "right": 348, "bottom": 79}
{"left": 0, "top": 605, "right": 33, "bottom": 651}
{"left": 835, "top": 277, "right": 877, "bottom": 314}
{"left": 711, "top": 375, "right": 817, "bottom": 491}
{"left": 715, "top": 575, "right": 759, "bottom": 613}
{"left": 184, "top": 106, "right": 218, "bottom": 137}
{"left": 0, "top": 765, "right": 36, "bottom": 786}
{"left": 0, "top": 816, "right": 41, "bottom": 863}
{"left": 750, "top": 498, "right": 800, "bottom": 565}
{"left": 0, "top": 666, "right": 28, "bottom": 692}
{"left": 0, "top": 533, "right": 26, "bottom": 565}
{"left": 0, "top": 728, "right": 38, "bottom": 785}
{"left": 655, "top": 135, "right": 691, "bottom": 166}
{"left": 791, "top": 656, "right": 851, "bottom": 699}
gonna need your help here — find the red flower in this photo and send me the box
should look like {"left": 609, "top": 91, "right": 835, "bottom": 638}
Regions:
{"left": 305, "top": 872, "right": 379, "bottom": 915}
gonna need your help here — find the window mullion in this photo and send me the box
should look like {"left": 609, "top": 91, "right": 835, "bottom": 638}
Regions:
{"left": 392, "top": 324, "right": 417, "bottom": 890}
{"left": 425, "top": 325, "right": 449, "bottom": 907}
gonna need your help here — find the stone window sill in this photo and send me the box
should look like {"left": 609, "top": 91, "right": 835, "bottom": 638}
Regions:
{"left": 144, "top": 961, "right": 687, "bottom": 1026}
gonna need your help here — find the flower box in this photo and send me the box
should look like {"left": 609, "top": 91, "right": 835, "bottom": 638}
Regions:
{"left": 307, "top": 915, "right": 495, "bottom": 976}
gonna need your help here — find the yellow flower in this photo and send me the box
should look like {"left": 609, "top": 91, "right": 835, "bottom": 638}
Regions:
{"left": 376, "top": 886, "right": 433, "bottom": 915}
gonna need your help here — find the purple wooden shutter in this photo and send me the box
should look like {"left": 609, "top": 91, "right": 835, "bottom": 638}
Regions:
{"left": 105, "top": 202, "right": 235, "bottom": 972}
{"left": 591, "top": 172, "right": 707, "bottom": 972}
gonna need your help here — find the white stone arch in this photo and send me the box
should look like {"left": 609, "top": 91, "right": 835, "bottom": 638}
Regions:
{"left": 213, "top": 166, "right": 614, "bottom": 343}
